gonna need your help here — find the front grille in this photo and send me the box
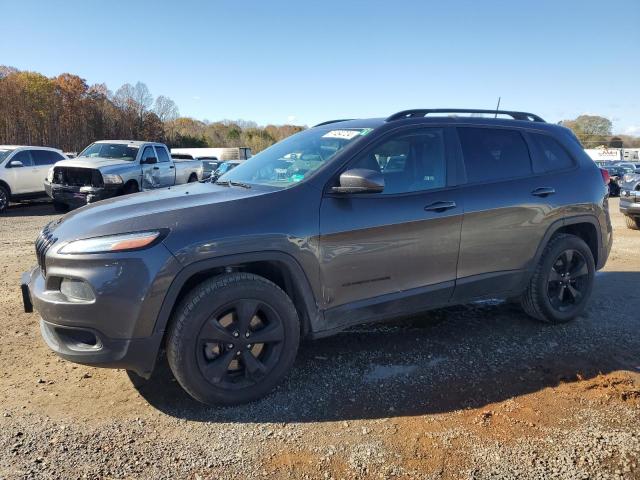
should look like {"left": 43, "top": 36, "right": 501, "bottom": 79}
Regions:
{"left": 35, "top": 223, "right": 57, "bottom": 277}
{"left": 53, "top": 167, "right": 103, "bottom": 187}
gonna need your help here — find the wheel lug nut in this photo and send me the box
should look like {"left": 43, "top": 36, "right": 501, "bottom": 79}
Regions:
{"left": 232, "top": 331, "right": 239, "bottom": 338}
{"left": 236, "top": 351, "right": 241, "bottom": 356}
{"left": 246, "top": 344, "right": 252, "bottom": 349}
{"left": 244, "top": 332, "right": 250, "bottom": 338}
{"left": 227, "top": 344, "right": 234, "bottom": 349}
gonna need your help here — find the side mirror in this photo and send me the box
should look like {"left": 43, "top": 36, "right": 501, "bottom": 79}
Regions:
{"left": 142, "top": 157, "right": 157, "bottom": 165}
{"left": 331, "top": 168, "right": 384, "bottom": 194}
{"left": 8, "top": 160, "right": 24, "bottom": 168}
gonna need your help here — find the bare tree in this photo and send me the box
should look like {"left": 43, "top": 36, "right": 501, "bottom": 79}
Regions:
{"left": 153, "top": 95, "right": 179, "bottom": 122}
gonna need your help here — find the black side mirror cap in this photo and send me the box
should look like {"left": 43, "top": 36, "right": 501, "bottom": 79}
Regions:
{"left": 331, "top": 168, "right": 384, "bottom": 194}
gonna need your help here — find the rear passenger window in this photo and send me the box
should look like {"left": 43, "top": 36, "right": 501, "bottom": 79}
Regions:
{"left": 155, "top": 147, "right": 171, "bottom": 163}
{"left": 458, "top": 128, "right": 531, "bottom": 183}
{"left": 32, "top": 150, "right": 64, "bottom": 166}
{"left": 529, "top": 133, "right": 574, "bottom": 172}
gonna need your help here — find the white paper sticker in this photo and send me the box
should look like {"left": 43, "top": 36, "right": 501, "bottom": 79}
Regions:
{"left": 322, "top": 130, "right": 362, "bottom": 140}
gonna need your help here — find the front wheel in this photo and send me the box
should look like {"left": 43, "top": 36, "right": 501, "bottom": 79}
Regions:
{"left": 166, "top": 273, "right": 300, "bottom": 405}
{"left": 521, "top": 234, "right": 595, "bottom": 324}
{"left": 0, "top": 186, "right": 8, "bottom": 213}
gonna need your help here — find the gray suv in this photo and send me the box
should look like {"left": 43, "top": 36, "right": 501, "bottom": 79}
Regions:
{"left": 22, "top": 109, "right": 612, "bottom": 405}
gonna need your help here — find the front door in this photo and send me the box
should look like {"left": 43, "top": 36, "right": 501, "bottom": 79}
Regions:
{"left": 7, "top": 150, "right": 41, "bottom": 194}
{"left": 319, "top": 127, "right": 463, "bottom": 328}
{"left": 140, "top": 146, "right": 162, "bottom": 189}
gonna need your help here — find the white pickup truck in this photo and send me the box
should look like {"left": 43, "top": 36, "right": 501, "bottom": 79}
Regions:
{"left": 0, "top": 145, "right": 67, "bottom": 213}
{"left": 44, "top": 140, "right": 203, "bottom": 210}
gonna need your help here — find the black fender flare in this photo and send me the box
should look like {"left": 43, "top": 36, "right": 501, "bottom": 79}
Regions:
{"left": 153, "top": 251, "right": 321, "bottom": 337}
{"left": 528, "top": 215, "right": 604, "bottom": 273}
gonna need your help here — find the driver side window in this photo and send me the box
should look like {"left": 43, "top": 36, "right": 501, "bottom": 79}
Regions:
{"left": 349, "top": 128, "right": 447, "bottom": 195}
{"left": 141, "top": 147, "right": 156, "bottom": 163}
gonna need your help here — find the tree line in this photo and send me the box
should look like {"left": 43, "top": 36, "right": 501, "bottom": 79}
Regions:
{"left": 2, "top": 66, "right": 638, "bottom": 153}
{"left": 0, "top": 66, "right": 304, "bottom": 153}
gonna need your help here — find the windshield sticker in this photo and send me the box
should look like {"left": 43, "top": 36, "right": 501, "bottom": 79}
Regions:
{"left": 360, "top": 128, "right": 374, "bottom": 136}
{"left": 322, "top": 129, "right": 366, "bottom": 140}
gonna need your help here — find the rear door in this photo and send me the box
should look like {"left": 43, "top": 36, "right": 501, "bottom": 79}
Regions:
{"left": 319, "top": 127, "right": 463, "bottom": 325}
{"left": 451, "top": 126, "right": 561, "bottom": 301}
{"left": 154, "top": 146, "right": 176, "bottom": 187}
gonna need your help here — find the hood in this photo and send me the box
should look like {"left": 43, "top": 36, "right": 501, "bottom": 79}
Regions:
{"left": 54, "top": 157, "right": 135, "bottom": 169}
{"left": 48, "top": 182, "right": 279, "bottom": 242}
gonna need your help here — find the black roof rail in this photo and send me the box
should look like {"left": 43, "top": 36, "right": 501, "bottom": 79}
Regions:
{"left": 313, "top": 119, "right": 354, "bottom": 127}
{"left": 386, "top": 109, "right": 545, "bottom": 123}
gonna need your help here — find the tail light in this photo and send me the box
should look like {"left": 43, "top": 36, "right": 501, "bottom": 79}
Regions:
{"left": 600, "top": 168, "right": 610, "bottom": 185}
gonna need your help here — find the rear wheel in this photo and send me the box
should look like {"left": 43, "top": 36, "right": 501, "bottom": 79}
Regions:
{"left": 521, "top": 234, "right": 595, "bottom": 324}
{"left": 0, "top": 186, "right": 8, "bottom": 213}
{"left": 187, "top": 173, "right": 198, "bottom": 183}
{"left": 625, "top": 215, "right": 640, "bottom": 230}
{"left": 166, "top": 273, "right": 300, "bottom": 405}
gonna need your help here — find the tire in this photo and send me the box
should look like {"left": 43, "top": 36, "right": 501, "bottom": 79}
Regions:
{"left": 53, "top": 201, "right": 68, "bottom": 213}
{"left": 625, "top": 215, "right": 640, "bottom": 231}
{"left": 123, "top": 181, "right": 139, "bottom": 195}
{"left": 0, "top": 186, "right": 8, "bottom": 213}
{"left": 187, "top": 173, "right": 198, "bottom": 183}
{"left": 521, "top": 234, "right": 595, "bottom": 324}
{"left": 166, "top": 273, "right": 300, "bottom": 405}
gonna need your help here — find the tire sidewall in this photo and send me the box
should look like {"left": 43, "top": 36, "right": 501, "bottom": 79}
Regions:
{"left": 535, "top": 236, "right": 595, "bottom": 322}
{"left": 0, "top": 186, "right": 8, "bottom": 213}
{"left": 167, "top": 276, "right": 300, "bottom": 405}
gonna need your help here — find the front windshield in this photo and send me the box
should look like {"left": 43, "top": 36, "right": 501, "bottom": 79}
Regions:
{"left": 0, "top": 149, "right": 15, "bottom": 163}
{"left": 79, "top": 143, "right": 139, "bottom": 161}
{"left": 219, "top": 126, "right": 374, "bottom": 188}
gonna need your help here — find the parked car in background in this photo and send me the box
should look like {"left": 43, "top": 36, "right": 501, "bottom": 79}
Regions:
{"left": 602, "top": 165, "right": 630, "bottom": 197}
{"left": 171, "top": 152, "right": 221, "bottom": 179}
{"left": 45, "top": 140, "right": 203, "bottom": 211}
{"left": 619, "top": 168, "right": 640, "bottom": 230}
{"left": 23, "top": 109, "right": 612, "bottom": 406}
{"left": 0, "top": 145, "right": 67, "bottom": 213}
{"left": 210, "top": 159, "right": 244, "bottom": 182}
{"left": 172, "top": 148, "right": 252, "bottom": 179}
{"left": 613, "top": 161, "right": 640, "bottom": 171}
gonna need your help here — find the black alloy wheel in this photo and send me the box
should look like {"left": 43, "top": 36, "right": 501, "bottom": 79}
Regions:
{"left": 546, "top": 249, "right": 589, "bottom": 312}
{"left": 196, "top": 299, "right": 285, "bottom": 389}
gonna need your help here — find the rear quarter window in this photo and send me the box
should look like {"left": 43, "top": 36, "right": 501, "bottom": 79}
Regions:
{"left": 457, "top": 127, "right": 532, "bottom": 183}
{"left": 528, "top": 133, "right": 575, "bottom": 173}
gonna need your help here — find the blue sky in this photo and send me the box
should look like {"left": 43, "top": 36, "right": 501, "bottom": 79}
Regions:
{"left": 2, "top": 0, "right": 639, "bottom": 134}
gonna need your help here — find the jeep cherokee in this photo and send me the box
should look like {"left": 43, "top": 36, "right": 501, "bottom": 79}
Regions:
{"left": 22, "top": 109, "right": 612, "bottom": 405}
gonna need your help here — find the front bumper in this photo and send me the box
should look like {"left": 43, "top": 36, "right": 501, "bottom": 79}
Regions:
{"left": 21, "top": 242, "right": 181, "bottom": 377}
{"left": 620, "top": 189, "right": 640, "bottom": 217}
{"left": 45, "top": 181, "right": 122, "bottom": 208}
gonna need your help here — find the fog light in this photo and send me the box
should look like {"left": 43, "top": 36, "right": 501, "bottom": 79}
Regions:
{"left": 60, "top": 278, "right": 95, "bottom": 302}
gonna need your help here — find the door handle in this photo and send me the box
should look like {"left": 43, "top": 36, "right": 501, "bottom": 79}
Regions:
{"left": 169, "top": 165, "right": 175, "bottom": 169}
{"left": 531, "top": 187, "right": 555, "bottom": 197}
{"left": 153, "top": 166, "right": 160, "bottom": 170}
{"left": 424, "top": 200, "right": 456, "bottom": 212}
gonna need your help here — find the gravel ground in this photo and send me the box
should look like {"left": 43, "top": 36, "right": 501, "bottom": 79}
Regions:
{"left": 0, "top": 198, "right": 639, "bottom": 479}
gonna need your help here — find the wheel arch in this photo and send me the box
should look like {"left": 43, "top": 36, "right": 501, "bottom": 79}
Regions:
{"left": 154, "top": 251, "right": 320, "bottom": 340}
{"left": 0, "top": 179, "right": 11, "bottom": 196}
{"left": 531, "top": 216, "right": 602, "bottom": 272}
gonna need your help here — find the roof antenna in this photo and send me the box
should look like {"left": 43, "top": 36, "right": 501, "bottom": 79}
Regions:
{"left": 494, "top": 97, "right": 501, "bottom": 118}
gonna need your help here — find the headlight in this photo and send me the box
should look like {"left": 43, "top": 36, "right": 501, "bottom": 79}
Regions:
{"left": 102, "top": 174, "right": 123, "bottom": 185}
{"left": 47, "top": 167, "right": 54, "bottom": 183}
{"left": 58, "top": 230, "right": 163, "bottom": 254}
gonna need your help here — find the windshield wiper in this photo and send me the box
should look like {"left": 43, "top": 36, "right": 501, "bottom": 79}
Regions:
{"left": 214, "top": 180, "right": 251, "bottom": 189}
